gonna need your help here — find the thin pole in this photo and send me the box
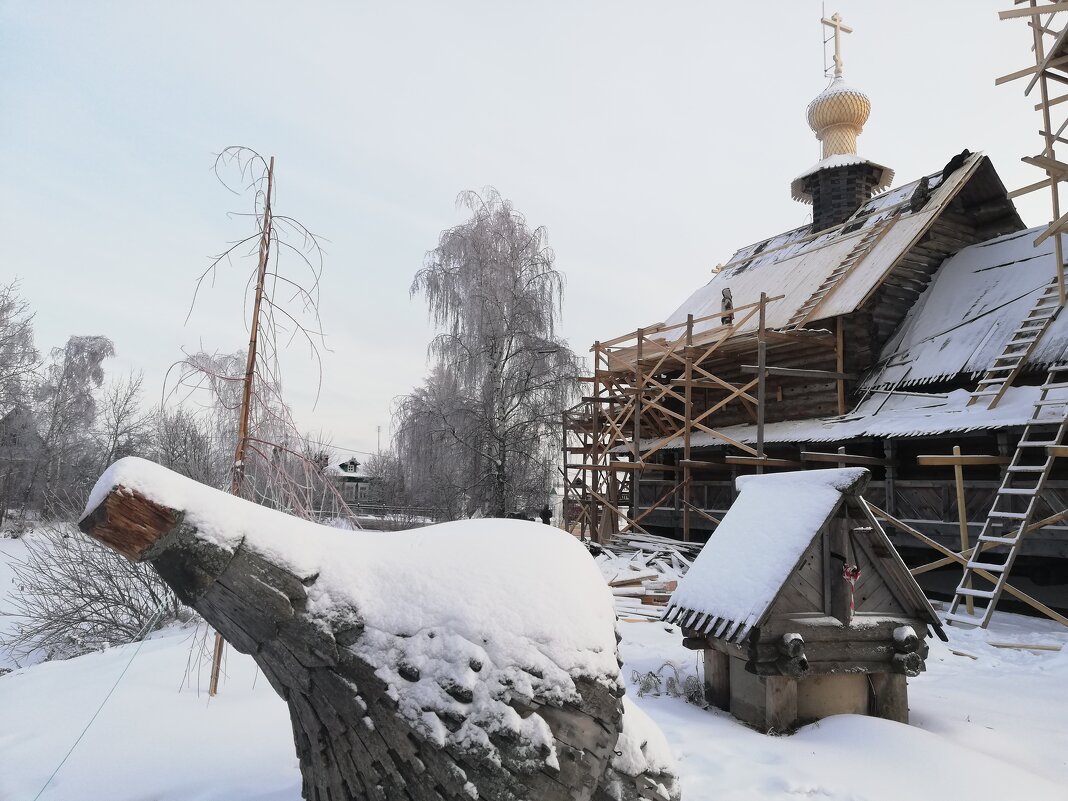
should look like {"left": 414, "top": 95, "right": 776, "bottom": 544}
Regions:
{"left": 1030, "top": 1, "right": 1067, "bottom": 304}
{"left": 683, "top": 315, "right": 693, "bottom": 542}
{"left": 756, "top": 293, "right": 767, "bottom": 462}
{"left": 210, "top": 154, "right": 275, "bottom": 697}
{"left": 952, "top": 445, "right": 974, "bottom": 616}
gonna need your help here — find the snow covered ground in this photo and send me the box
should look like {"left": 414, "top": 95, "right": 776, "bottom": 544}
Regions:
{"left": 2, "top": 535, "right": 1068, "bottom": 800}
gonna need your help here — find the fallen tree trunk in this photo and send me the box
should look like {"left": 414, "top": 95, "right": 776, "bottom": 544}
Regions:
{"left": 80, "top": 458, "right": 680, "bottom": 801}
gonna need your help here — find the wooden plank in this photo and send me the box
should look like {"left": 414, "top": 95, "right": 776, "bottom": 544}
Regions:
{"left": 725, "top": 456, "right": 804, "bottom": 468}
{"left": 867, "top": 503, "right": 1068, "bottom": 627}
{"left": 999, "top": 2, "right": 1068, "bottom": 20}
{"left": 800, "top": 451, "right": 892, "bottom": 467}
{"left": 987, "top": 641, "right": 1063, "bottom": 651}
{"left": 916, "top": 454, "right": 1011, "bottom": 466}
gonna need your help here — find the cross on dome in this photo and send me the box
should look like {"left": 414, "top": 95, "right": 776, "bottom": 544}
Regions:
{"left": 822, "top": 12, "right": 853, "bottom": 78}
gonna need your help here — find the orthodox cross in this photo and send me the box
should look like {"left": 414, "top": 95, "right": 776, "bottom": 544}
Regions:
{"left": 822, "top": 12, "right": 853, "bottom": 78}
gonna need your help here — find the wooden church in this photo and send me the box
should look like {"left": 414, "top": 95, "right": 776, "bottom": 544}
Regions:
{"left": 664, "top": 468, "right": 945, "bottom": 730}
{"left": 564, "top": 11, "right": 1068, "bottom": 629}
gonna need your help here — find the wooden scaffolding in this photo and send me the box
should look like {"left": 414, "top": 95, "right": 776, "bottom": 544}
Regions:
{"left": 562, "top": 293, "right": 855, "bottom": 543}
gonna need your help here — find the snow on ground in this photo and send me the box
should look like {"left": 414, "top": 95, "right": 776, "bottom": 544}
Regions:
{"left": 0, "top": 532, "right": 32, "bottom": 670}
{"left": 2, "top": 520, "right": 1068, "bottom": 800}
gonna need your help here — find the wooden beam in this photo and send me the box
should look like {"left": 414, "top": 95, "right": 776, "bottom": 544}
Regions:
{"left": 1047, "top": 445, "right": 1068, "bottom": 457}
{"left": 725, "top": 456, "right": 804, "bottom": 469}
{"left": 916, "top": 454, "right": 1011, "bottom": 466}
{"left": 679, "top": 458, "right": 732, "bottom": 471}
{"left": 1033, "top": 206, "right": 1068, "bottom": 246}
{"left": 999, "top": 2, "right": 1068, "bottom": 20}
{"left": 800, "top": 451, "right": 893, "bottom": 467}
{"left": 867, "top": 503, "right": 1068, "bottom": 628}
{"left": 1009, "top": 176, "right": 1055, "bottom": 198}
{"left": 740, "top": 365, "right": 857, "bottom": 381}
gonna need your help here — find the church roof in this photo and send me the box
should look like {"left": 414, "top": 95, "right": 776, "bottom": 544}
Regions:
{"left": 864, "top": 226, "right": 1068, "bottom": 390}
{"left": 661, "top": 153, "right": 1019, "bottom": 338}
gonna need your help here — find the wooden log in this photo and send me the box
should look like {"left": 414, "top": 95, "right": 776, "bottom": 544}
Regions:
{"left": 80, "top": 478, "right": 673, "bottom": 801}
{"left": 703, "top": 649, "right": 730, "bottom": 711}
{"left": 869, "top": 673, "right": 909, "bottom": 724}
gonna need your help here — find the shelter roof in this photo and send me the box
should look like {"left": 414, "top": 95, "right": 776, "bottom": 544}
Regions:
{"left": 665, "top": 469, "right": 944, "bottom": 644}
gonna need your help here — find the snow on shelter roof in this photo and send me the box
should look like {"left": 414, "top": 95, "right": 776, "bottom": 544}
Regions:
{"left": 865, "top": 226, "right": 1068, "bottom": 389}
{"left": 661, "top": 153, "right": 988, "bottom": 338}
{"left": 666, "top": 469, "right": 867, "bottom": 640}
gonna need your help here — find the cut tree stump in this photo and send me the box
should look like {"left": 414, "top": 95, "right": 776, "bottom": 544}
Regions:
{"left": 80, "top": 463, "right": 680, "bottom": 801}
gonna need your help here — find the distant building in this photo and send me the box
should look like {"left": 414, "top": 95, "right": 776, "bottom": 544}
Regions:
{"left": 326, "top": 457, "right": 374, "bottom": 505}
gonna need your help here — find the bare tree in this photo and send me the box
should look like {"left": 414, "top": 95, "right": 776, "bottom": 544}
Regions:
{"left": 1, "top": 522, "right": 184, "bottom": 663}
{"left": 0, "top": 280, "right": 39, "bottom": 415}
{"left": 174, "top": 147, "right": 351, "bottom": 693}
{"left": 32, "top": 335, "right": 115, "bottom": 513}
{"left": 398, "top": 188, "right": 578, "bottom": 517}
{"left": 96, "top": 370, "right": 152, "bottom": 471}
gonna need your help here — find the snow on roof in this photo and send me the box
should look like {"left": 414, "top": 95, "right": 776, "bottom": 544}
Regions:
{"left": 83, "top": 458, "right": 622, "bottom": 764}
{"left": 790, "top": 154, "right": 895, "bottom": 203}
{"left": 325, "top": 459, "right": 371, "bottom": 479}
{"left": 865, "top": 227, "right": 1068, "bottom": 389}
{"left": 660, "top": 155, "right": 985, "bottom": 339}
{"left": 666, "top": 469, "right": 866, "bottom": 638}
{"left": 631, "top": 382, "right": 1053, "bottom": 451}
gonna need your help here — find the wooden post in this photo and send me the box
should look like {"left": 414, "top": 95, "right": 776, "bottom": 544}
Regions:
{"left": 212, "top": 154, "right": 275, "bottom": 698}
{"left": 703, "top": 649, "right": 730, "bottom": 711}
{"left": 765, "top": 675, "right": 797, "bottom": 730}
{"left": 561, "top": 412, "right": 570, "bottom": 532}
{"left": 952, "top": 445, "right": 974, "bottom": 615}
{"left": 836, "top": 316, "right": 847, "bottom": 415}
{"left": 590, "top": 343, "right": 602, "bottom": 543}
{"left": 632, "top": 329, "right": 644, "bottom": 521}
{"left": 756, "top": 293, "right": 767, "bottom": 465}
{"left": 683, "top": 315, "right": 693, "bottom": 543}
{"left": 883, "top": 439, "right": 897, "bottom": 516}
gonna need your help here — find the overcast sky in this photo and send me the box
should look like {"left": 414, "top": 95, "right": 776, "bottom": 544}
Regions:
{"left": 0, "top": 1, "right": 1050, "bottom": 457}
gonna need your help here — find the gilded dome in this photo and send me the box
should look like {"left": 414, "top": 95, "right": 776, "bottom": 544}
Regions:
{"left": 805, "top": 76, "right": 871, "bottom": 159}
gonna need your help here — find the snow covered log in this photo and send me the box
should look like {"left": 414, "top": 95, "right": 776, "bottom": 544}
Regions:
{"left": 79, "top": 458, "right": 680, "bottom": 801}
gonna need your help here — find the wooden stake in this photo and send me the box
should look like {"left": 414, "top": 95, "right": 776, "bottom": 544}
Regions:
{"left": 952, "top": 445, "right": 974, "bottom": 615}
{"left": 211, "top": 154, "right": 275, "bottom": 698}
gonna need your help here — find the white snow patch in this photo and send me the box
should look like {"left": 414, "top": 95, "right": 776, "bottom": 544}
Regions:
{"left": 82, "top": 458, "right": 622, "bottom": 768}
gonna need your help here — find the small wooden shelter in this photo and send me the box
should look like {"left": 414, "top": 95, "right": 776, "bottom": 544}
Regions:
{"left": 664, "top": 468, "right": 946, "bottom": 731}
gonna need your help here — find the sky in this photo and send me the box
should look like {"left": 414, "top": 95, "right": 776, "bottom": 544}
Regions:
{"left": 0, "top": 1, "right": 1052, "bottom": 457}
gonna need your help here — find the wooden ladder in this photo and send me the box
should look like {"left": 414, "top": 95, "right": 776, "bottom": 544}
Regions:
{"left": 968, "top": 278, "right": 1063, "bottom": 409}
{"left": 946, "top": 365, "right": 1068, "bottom": 628}
{"left": 785, "top": 211, "right": 899, "bottom": 330}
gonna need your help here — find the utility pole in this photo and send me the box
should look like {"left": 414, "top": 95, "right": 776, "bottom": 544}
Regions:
{"left": 209, "top": 155, "right": 275, "bottom": 697}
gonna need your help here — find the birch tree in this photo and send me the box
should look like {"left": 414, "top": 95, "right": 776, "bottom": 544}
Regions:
{"left": 397, "top": 188, "right": 578, "bottom": 518}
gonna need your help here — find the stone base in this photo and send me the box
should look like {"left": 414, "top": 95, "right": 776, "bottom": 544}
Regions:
{"left": 709, "top": 655, "right": 909, "bottom": 731}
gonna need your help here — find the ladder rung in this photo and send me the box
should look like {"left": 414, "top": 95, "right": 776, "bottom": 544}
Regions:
{"left": 1019, "top": 439, "right": 1058, "bottom": 446}
{"left": 1035, "top": 398, "right": 1068, "bottom": 406}
{"left": 1042, "top": 382, "right": 1068, "bottom": 391}
{"left": 1007, "top": 465, "right": 1046, "bottom": 472}
{"left": 967, "top": 560, "right": 1008, "bottom": 572}
{"left": 956, "top": 587, "right": 997, "bottom": 600}
{"left": 978, "top": 534, "right": 1019, "bottom": 544}
{"left": 999, "top": 487, "right": 1038, "bottom": 495}
{"left": 988, "top": 510, "right": 1028, "bottom": 519}
{"left": 945, "top": 611, "right": 987, "bottom": 626}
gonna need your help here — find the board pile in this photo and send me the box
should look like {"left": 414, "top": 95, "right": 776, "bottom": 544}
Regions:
{"left": 595, "top": 532, "right": 704, "bottom": 620}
